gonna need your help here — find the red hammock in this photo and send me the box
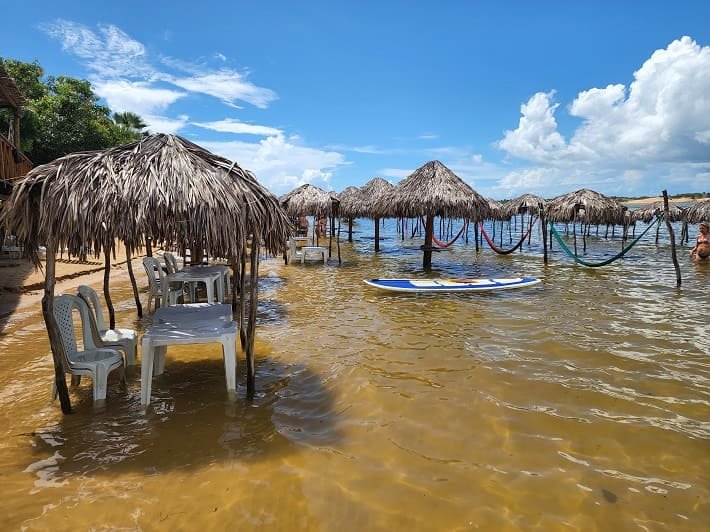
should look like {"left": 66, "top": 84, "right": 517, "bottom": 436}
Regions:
{"left": 432, "top": 221, "right": 468, "bottom": 248}
{"left": 479, "top": 218, "right": 537, "bottom": 254}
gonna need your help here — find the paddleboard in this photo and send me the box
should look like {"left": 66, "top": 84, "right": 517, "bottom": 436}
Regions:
{"left": 363, "top": 277, "right": 541, "bottom": 293}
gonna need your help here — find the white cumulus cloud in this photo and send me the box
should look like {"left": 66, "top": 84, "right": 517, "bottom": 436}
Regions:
{"left": 192, "top": 118, "right": 282, "bottom": 136}
{"left": 201, "top": 135, "right": 348, "bottom": 194}
{"left": 497, "top": 36, "right": 710, "bottom": 196}
{"left": 92, "top": 80, "right": 186, "bottom": 117}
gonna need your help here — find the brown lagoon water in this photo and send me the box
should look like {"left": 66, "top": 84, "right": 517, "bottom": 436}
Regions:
{"left": 0, "top": 218, "right": 708, "bottom": 530}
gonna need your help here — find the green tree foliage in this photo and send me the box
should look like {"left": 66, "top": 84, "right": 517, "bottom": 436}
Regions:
{"left": 0, "top": 57, "right": 147, "bottom": 165}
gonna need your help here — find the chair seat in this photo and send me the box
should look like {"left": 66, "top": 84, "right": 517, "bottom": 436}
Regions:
{"left": 71, "top": 348, "right": 124, "bottom": 369}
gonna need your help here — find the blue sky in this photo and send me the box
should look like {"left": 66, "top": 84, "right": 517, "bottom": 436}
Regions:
{"left": 3, "top": 1, "right": 710, "bottom": 198}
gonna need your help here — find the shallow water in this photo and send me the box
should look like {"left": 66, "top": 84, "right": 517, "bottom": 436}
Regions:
{"left": 1, "top": 219, "right": 708, "bottom": 530}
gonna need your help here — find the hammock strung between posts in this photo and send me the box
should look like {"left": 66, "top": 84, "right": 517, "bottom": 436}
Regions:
{"left": 479, "top": 218, "right": 537, "bottom": 255}
{"left": 548, "top": 215, "right": 662, "bottom": 267}
{"left": 432, "top": 221, "right": 468, "bottom": 248}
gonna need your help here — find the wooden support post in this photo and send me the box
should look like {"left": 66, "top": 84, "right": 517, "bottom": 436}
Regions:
{"left": 540, "top": 204, "right": 548, "bottom": 264}
{"left": 126, "top": 246, "right": 142, "bottom": 318}
{"left": 374, "top": 217, "right": 380, "bottom": 252}
{"left": 42, "top": 241, "right": 72, "bottom": 413}
{"left": 663, "top": 190, "right": 681, "bottom": 288}
{"left": 336, "top": 215, "right": 342, "bottom": 264}
{"left": 103, "top": 239, "right": 115, "bottom": 330}
{"left": 245, "top": 233, "right": 260, "bottom": 397}
{"left": 348, "top": 218, "right": 353, "bottom": 243}
{"left": 423, "top": 214, "right": 434, "bottom": 270}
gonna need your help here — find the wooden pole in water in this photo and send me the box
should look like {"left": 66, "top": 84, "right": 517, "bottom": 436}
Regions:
{"left": 374, "top": 217, "right": 381, "bottom": 252}
{"left": 540, "top": 204, "right": 548, "bottom": 263}
{"left": 423, "top": 214, "right": 434, "bottom": 270}
{"left": 125, "top": 246, "right": 143, "bottom": 318}
{"left": 663, "top": 190, "right": 681, "bottom": 288}
{"left": 103, "top": 238, "right": 116, "bottom": 330}
{"left": 42, "top": 239, "right": 72, "bottom": 413}
{"left": 347, "top": 218, "right": 353, "bottom": 243}
{"left": 245, "top": 231, "right": 260, "bottom": 396}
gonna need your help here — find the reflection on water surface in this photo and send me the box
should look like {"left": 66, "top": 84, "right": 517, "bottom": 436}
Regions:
{"left": 1, "top": 219, "right": 708, "bottom": 529}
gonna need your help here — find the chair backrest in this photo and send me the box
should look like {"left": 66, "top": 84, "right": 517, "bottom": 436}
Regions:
{"left": 77, "top": 285, "right": 108, "bottom": 333}
{"left": 143, "top": 256, "right": 165, "bottom": 292}
{"left": 164, "top": 252, "right": 179, "bottom": 274}
{"left": 53, "top": 295, "right": 99, "bottom": 369}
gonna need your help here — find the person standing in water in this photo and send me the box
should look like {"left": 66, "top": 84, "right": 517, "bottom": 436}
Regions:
{"left": 689, "top": 222, "right": 710, "bottom": 261}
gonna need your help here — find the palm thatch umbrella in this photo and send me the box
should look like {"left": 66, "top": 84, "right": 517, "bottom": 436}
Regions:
{"left": 684, "top": 199, "right": 710, "bottom": 224}
{"left": 337, "top": 186, "right": 360, "bottom": 242}
{"left": 547, "top": 188, "right": 624, "bottom": 225}
{"left": 504, "top": 193, "right": 547, "bottom": 218}
{"left": 631, "top": 201, "right": 684, "bottom": 223}
{"left": 357, "top": 177, "right": 394, "bottom": 252}
{"left": 1, "top": 133, "right": 290, "bottom": 412}
{"left": 547, "top": 188, "right": 627, "bottom": 254}
{"left": 280, "top": 183, "right": 336, "bottom": 218}
{"left": 373, "top": 160, "right": 489, "bottom": 269}
{"left": 280, "top": 183, "right": 340, "bottom": 257}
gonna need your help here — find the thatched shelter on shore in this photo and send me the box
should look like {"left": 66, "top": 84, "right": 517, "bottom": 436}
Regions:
{"left": 373, "top": 160, "right": 489, "bottom": 269}
{"left": 0, "top": 133, "right": 290, "bottom": 412}
{"left": 356, "top": 177, "right": 394, "bottom": 252}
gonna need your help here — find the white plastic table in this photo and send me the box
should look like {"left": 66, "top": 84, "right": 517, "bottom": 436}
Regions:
{"left": 165, "top": 265, "right": 229, "bottom": 305}
{"left": 140, "top": 303, "right": 237, "bottom": 405}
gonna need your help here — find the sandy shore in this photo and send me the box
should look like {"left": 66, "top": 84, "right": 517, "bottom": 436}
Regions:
{"left": 622, "top": 196, "right": 697, "bottom": 205}
{"left": 0, "top": 246, "right": 143, "bottom": 326}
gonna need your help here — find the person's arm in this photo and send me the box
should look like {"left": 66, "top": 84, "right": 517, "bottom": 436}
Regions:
{"left": 689, "top": 237, "right": 699, "bottom": 255}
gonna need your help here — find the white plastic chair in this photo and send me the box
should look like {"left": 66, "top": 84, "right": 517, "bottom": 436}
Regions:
{"left": 52, "top": 295, "right": 125, "bottom": 402}
{"left": 164, "top": 251, "right": 196, "bottom": 301}
{"left": 77, "top": 285, "right": 138, "bottom": 365}
{"left": 143, "top": 257, "right": 182, "bottom": 312}
{"left": 163, "top": 251, "right": 180, "bottom": 274}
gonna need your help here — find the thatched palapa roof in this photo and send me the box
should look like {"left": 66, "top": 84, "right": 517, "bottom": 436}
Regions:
{"left": 1, "top": 134, "right": 291, "bottom": 264}
{"left": 337, "top": 186, "right": 360, "bottom": 218}
{"left": 684, "top": 199, "right": 710, "bottom": 224}
{"left": 280, "top": 184, "right": 339, "bottom": 217}
{"left": 357, "top": 177, "right": 394, "bottom": 219}
{"left": 373, "top": 160, "right": 489, "bottom": 220}
{"left": 547, "top": 188, "right": 624, "bottom": 225}
{"left": 504, "top": 193, "right": 547, "bottom": 218}
{"left": 631, "top": 201, "right": 685, "bottom": 223}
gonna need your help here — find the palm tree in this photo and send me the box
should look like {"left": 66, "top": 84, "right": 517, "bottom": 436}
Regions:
{"left": 113, "top": 111, "right": 147, "bottom": 133}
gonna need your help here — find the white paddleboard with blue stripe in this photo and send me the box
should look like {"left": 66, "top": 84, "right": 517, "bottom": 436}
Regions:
{"left": 364, "top": 277, "right": 541, "bottom": 293}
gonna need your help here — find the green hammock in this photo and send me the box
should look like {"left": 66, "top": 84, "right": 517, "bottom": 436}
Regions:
{"left": 548, "top": 215, "right": 662, "bottom": 267}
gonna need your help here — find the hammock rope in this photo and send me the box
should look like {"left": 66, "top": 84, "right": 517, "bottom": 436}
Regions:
{"left": 548, "top": 215, "right": 662, "bottom": 267}
{"left": 432, "top": 221, "right": 467, "bottom": 248}
{"left": 479, "top": 218, "right": 537, "bottom": 254}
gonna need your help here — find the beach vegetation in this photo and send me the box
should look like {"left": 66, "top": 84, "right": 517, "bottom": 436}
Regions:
{"left": 0, "top": 57, "right": 147, "bottom": 165}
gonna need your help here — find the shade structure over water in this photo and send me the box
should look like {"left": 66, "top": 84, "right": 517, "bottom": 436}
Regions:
{"left": 631, "top": 201, "right": 685, "bottom": 223}
{"left": 504, "top": 193, "right": 547, "bottom": 218}
{"left": 280, "top": 183, "right": 338, "bottom": 218}
{"left": 547, "top": 188, "right": 625, "bottom": 225}
{"left": 0, "top": 133, "right": 291, "bottom": 411}
{"left": 372, "top": 160, "right": 489, "bottom": 269}
{"left": 357, "top": 177, "right": 394, "bottom": 252}
{"left": 684, "top": 198, "right": 710, "bottom": 224}
{"left": 337, "top": 185, "right": 360, "bottom": 243}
